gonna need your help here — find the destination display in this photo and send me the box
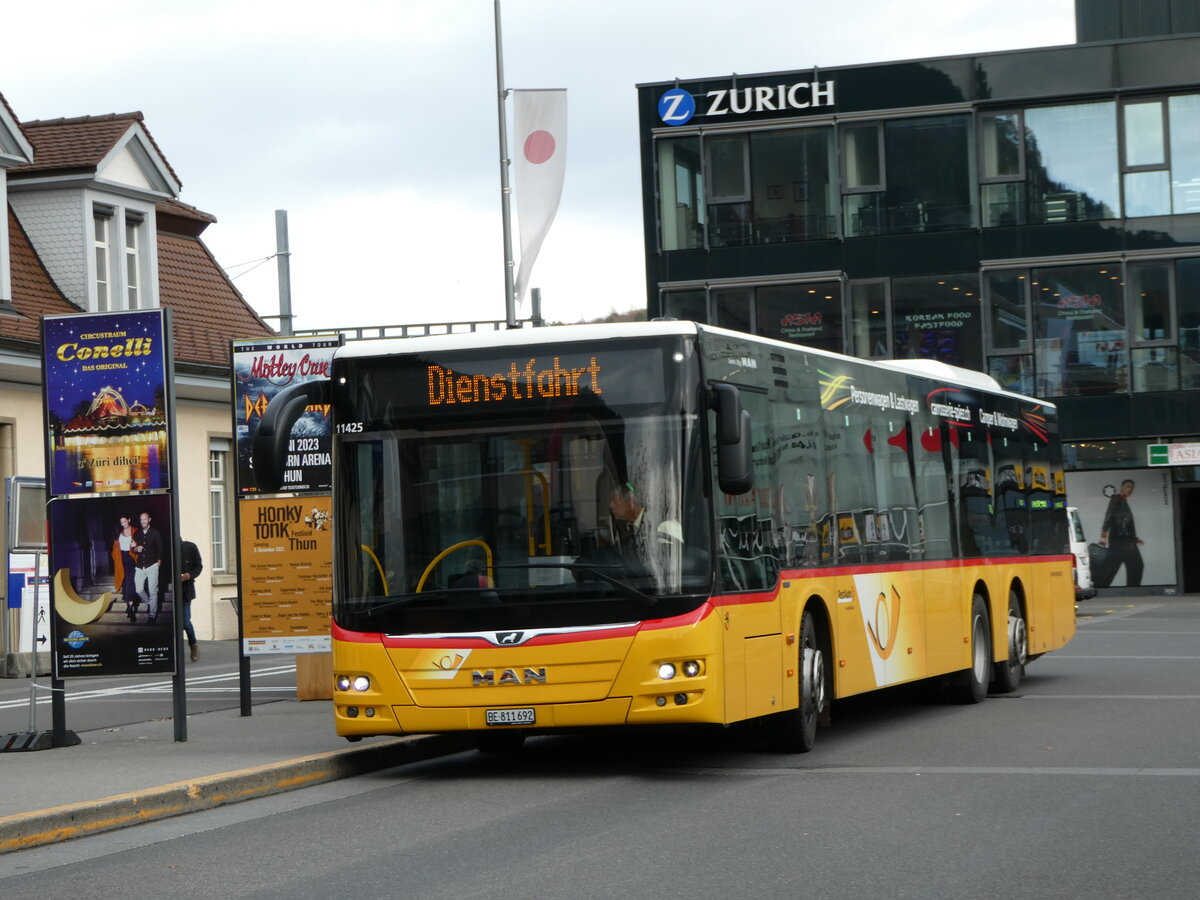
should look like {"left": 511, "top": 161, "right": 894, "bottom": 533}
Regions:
{"left": 338, "top": 345, "right": 669, "bottom": 426}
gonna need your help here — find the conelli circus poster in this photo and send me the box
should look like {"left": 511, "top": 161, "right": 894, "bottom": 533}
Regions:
{"left": 42, "top": 310, "right": 170, "bottom": 496}
{"left": 232, "top": 336, "right": 341, "bottom": 495}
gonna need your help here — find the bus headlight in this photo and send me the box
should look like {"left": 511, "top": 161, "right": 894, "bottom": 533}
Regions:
{"left": 336, "top": 675, "right": 351, "bottom": 691}
{"left": 682, "top": 660, "right": 701, "bottom": 677}
{"left": 352, "top": 675, "right": 371, "bottom": 692}
{"left": 657, "top": 662, "right": 677, "bottom": 680}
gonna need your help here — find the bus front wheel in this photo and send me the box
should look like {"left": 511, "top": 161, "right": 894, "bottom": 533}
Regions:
{"left": 766, "top": 609, "right": 827, "bottom": 753}
{"left": 991, "top": 589, "right": 1026, "bottom": 694}
{"left": 952, "top": 593, "right": 991, "bottom": 704}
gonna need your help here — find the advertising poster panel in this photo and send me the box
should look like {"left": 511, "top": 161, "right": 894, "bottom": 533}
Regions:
{"left": 232, "top": 337, "right": 341, "bottom": 495}
{"left": 42, "top": 311, "right": 170, "bottom": 496}
{"left": 1065, "top": 468, "right": 1175, "bottom": 588}
{"left": 48, "top": 493, "right": 176, "bottom": 677}
{"left": 238, "top": 495, "right": 332, "bottom": 654}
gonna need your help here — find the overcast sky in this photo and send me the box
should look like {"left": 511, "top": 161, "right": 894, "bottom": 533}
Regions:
{"left": 3, "top": 0, "right": 1076, "bottom": 332}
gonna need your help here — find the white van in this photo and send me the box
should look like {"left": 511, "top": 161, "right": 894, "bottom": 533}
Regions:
{"left": 1067, "top": 506, "right": 1096, "bottom": 600}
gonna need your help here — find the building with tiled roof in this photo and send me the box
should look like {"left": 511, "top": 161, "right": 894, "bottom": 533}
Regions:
{"left": 1, "top": 93, "right": 276, "bottom": 661}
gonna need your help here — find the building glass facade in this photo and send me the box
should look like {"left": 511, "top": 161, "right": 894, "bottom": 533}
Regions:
{"left": 638, "top": 33, "right": 1200, "bottom": 592}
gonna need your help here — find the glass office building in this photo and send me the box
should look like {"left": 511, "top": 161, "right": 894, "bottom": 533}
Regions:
{"left": 637, "top": 31, "right": 1200, "bottom": 592}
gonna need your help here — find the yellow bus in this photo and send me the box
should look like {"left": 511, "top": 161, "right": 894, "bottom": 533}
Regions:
{"left": 330, "top": 321, "right": 1074, "bottom": 752}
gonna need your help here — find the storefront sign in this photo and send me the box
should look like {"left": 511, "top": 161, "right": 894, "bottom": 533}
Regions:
{"left": 659, "top": 80, "right": 836, "bottom": 126}
{"left": 1148, "top": 443, "right": 1200, "bottom": 466}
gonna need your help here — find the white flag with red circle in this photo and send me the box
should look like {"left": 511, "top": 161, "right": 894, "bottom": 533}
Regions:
{"left": 513, "top": 89, "right": 567, "bottom": 306}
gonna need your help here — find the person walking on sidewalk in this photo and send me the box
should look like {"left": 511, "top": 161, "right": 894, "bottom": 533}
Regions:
{"left": 179, "top": 540, "right": 203, "bottom": 661}
{"left": 132, "top": 510, "right": 164, "bottom": 624}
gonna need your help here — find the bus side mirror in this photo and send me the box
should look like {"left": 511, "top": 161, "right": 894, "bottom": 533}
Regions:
{"left": 709, "top": 383, "right": 753, "bottom": 495}
{"left": 251, "top": 380, "right": 330, "bottom": 492}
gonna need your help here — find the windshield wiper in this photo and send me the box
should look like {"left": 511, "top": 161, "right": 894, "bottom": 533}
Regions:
{"left": 494, "top": 562, "right": 658, "bottom": 608}
{"left": 363, "top": 588, "right": 498, "bottom": 618}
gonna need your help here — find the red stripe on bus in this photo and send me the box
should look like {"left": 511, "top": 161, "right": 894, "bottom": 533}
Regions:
{"left": 333, "top": 555, "right": 1069, "bottom": 646}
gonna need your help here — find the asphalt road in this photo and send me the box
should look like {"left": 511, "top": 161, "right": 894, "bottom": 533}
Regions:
{"left": 2, "top": 596, "right": 1198, "bottom": 899}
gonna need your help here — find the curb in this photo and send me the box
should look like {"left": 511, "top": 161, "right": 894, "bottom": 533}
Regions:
{"left": 0, "top": 733, "right": 470, "bottom": 854}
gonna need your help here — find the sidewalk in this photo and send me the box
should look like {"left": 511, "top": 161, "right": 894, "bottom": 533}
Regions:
{"left": 0, "top": 682, "right": 469, "bottom": 854}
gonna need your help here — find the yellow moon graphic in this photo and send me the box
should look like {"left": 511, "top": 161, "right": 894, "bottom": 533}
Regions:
{"left": 53, "top": 568, "right": 115, "bottom": 626}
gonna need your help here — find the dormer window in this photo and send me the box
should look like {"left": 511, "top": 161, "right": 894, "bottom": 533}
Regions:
{"left": 91, "top": 202, "right": 150, "bottom": 311}
{"left": 93, "top": 205, "right": 113, "bottom": 311}
{"left": 125, "top": 211, "right": 143, "bottom": 308}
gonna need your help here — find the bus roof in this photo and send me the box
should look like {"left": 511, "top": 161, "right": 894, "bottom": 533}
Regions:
{"left": 332, "top": 320, "right": 702, "bottom": 360}
{"left": 332, "top": 319, "right": 1055, "bottom": 409}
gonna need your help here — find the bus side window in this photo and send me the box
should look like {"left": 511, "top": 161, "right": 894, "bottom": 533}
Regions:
{"left": 714, "top": 388, "right": 778, "bottom": 591}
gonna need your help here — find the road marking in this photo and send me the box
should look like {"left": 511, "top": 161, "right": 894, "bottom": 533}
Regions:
{"left": 663, "top": 765, "right": 1200, "bottom": 778}
{"left": 0, "top": 666, "right": 296, "bottom": 710}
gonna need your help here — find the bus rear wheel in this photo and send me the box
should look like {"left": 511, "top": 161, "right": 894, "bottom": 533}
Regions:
{"left": 766, "top": 610, "right": 827, "bottom": 753}
{"left": 991, "top": 589, "right": 1026, "bottom": 694}
{"left": 952, "top": 593, "right": 991, "bottom": 704}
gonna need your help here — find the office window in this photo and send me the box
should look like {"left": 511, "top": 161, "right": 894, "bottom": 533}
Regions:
{"left": 1122, "top": 100, "right": 1170, "bottom": 217}
{"left": 849, "top": 281, "right": 889, "bottom": 359}
{"left": 755, "top": 282, "right": 842, "bottom": 353}
{"left": 661, "top": 290, "right": 707, "bottom": 322}
{"left": 1032, "top": 264, "right": 1126, "bottom": 397}
{"left": 707, "top": 135, "right": 751, "bottom": 247}
{"left": 748, "top": 128, "right": 836, "bottom": 243}
{"left": 842, "top": 123, "right": 884, "bottom": 237}
{"left": 986, "top": 270, "right": 1030, "bottom": 352}
{"left": 1176, "top": 258, "right": 1200, "bottom": 389}
{"left": 884, "top": 116, "right": 972, "bottom": 233}
{"left": 1169, "top": 94, "right": 1200, "bottom": 213}
{"left": 1024, "top": 101, "right": 1119, "bottom": 223}
{"left": 980, "top": 112, "right": 1025, "bottom": 227}
{"left": 843, "top": 117, "right": 971, "bottom": 237}
{"left": 714, "top": 288, "right": 752, "bottom": 332}
{"left": 657, "top": 136, "right": 703, "bottom": 251}
{"left": 209, "top": 442, "right": 232, "bottom": 572}
{"left": 94, "top": 209, "right": 112, "bottom": 311}
{"left": 892, "top": 273, "right": 982, "bottom": 370}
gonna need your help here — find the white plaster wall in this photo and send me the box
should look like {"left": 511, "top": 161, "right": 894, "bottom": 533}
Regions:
{"left": 8, "top": 189, "right": 87, "bottom": 305}
{"left": 0, "top": 382, "right": 50, "bottom": 480}
{"left": 175, "top": 398, "right": 240, "bottom": 641}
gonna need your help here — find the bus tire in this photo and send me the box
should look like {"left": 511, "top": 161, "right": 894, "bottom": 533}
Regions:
{"left": 952, "top": 593, "right": 990, "bottom": 704}
{"left": 766, "top": 609, "right": 827, "bottom": 753}
{"left": 991, "top": 589, "right": 1027, "bottom": 694}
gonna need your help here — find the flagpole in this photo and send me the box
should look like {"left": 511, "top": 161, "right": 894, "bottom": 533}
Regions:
{"left": 495, "top": 0, "right": 518, "bottom": 328}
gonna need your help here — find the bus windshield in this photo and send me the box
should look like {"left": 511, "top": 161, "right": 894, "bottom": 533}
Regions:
{"left": 332, "top": 338, "right": 712, "bottom": 635}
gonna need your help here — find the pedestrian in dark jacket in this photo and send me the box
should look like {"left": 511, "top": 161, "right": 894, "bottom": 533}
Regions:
{"left": 179, "top": 540, "right": 203, "bottom": 661}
